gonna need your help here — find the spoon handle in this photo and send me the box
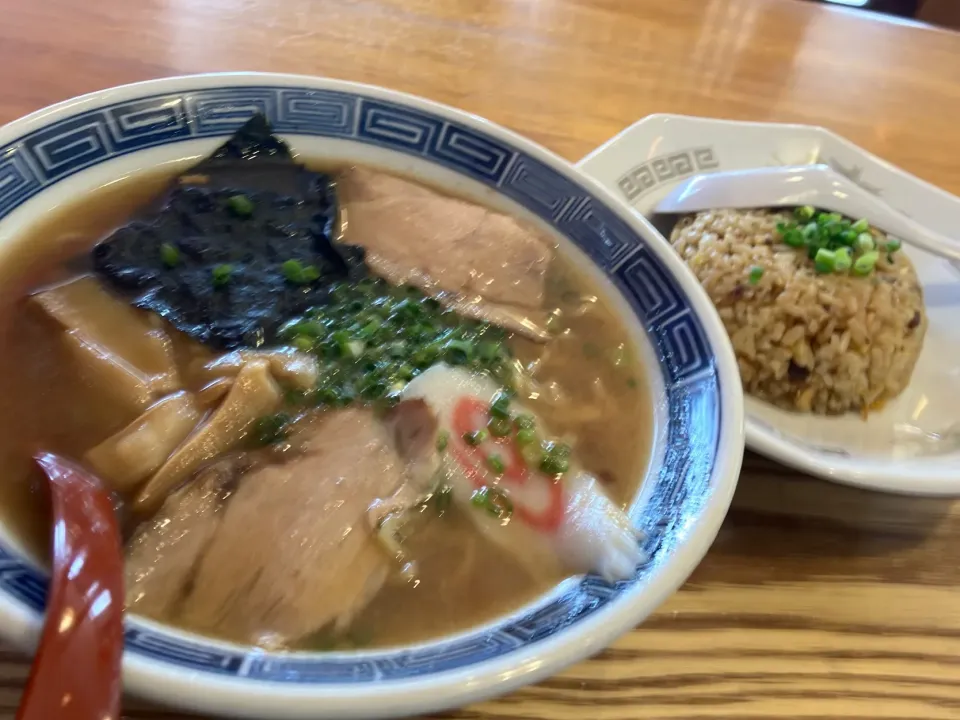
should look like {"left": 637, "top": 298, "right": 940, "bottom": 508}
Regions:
{"left": 17, "top": 453, "right": 124, "bottom": 720}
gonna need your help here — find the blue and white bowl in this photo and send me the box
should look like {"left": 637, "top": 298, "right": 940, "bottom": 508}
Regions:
{"left": 0, "top": 74, "right": 744, "bottom": 719}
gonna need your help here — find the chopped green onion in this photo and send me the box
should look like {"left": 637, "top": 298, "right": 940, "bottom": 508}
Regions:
{"left": 488, "top": 416, "right": 512, "bottom": 437}
{"left": 545, "top": 441, "right": 571, "bottom": 458}
{"left": 443, "top": 339, "right": 474, "bottom": 365}
{"left": 477, "top": 341, "right": 501, "bottom": 361}
{"left": 212, "top": 263, "right": 234, "bottom": 288}
{"left": 851, "top": 218, "right": 870, "bottom": 234}
{"left": 781, "top": 228, "right": 805, "bottom": 247}
{"left": 251, "top": 413, "right": 290, "bottom": 446}
{"left": 514, "top": 414, "right": 536, "bottom": 431}
{"left": 853, "top": 251, "right": 879, "bottom": 276}
{"left": 470, "top": 488, "right": 488, "bottom": 509}
{"left": 279, "top": 319, "right": 325, "bottom": 338}
{"left": 282, "top": 259, "right": 320, "bottom": 285}
{"left": 814, "top": 248, "right": 837, "bottom": 274}
{"left": 160, "top": 242, "right": 180, "bottom": 267}
{"left": 470, "top": 487, "right": 513, "bottom": 521}
{"left": 833, "top": 247, "right": 853, "bottom": 273}
{"left": 293, "top": 336, "right": 315, "bottom": 352}
{"left": 486, "top": 454, "right": 506, "bottom": 475}
{"left": 538, "top": 441, "right": 572, "bottom": 475}
{"left": 884, "top": 236, "right": 902, "bottom": 253}
{"left": 275, "top": 277, "right": 513, "bottom": 408}
{"left": 856, "top": 233, "right": 875, "bottom": 253}
{"left": 794, "top": 205, "right": 816, "bottom": 221}
{"left": 489, "top": 391, "right": 511, "bottom": 419}
{"left": 515, "top": 428, "right": 537, "bottom": 446}
{"left": 227, "top": 194, "right": 255, "bottom": 217}
{"left": 331, "top": 330, "right": 352, "bottom": 356}
{"left": 748, "top": 266, "right": 764, "bottom": 285}
{"left": 463, "top": 429, "right": 488, "bottom": 446}
{"left": 282, "top": 259, "right": 301, "bottom": 282}
{"left": 540, "top": 453, "right": 570, "bottom": 476}
{"left": 436, "top": 431, "right": 449, "bottom": 452}
{"left": 360, "top": 317, "right": 382, "bottom": 337}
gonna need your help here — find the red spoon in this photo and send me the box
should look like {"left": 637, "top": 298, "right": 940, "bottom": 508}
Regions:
{"left": 17, "top": 452, "right": 124, "bottom": 720}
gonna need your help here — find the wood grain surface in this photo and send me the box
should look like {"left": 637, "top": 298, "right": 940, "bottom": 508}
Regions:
{"left": 1, "top": 0, "right": 960, "bottom": 717}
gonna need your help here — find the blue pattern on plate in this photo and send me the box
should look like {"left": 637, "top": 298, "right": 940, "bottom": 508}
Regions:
{"left": 0, "top": 86, "right": 721, "bottom": 683}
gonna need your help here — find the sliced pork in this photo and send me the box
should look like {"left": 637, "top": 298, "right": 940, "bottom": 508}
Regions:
{"left": 126, "top": 408, "right": 418, "bottom": 646}
{"left": 338, "top": 167, "right": 554, "bottom": 339}
{"left": 126, "top": 457, "right": 246, "bottom": 619}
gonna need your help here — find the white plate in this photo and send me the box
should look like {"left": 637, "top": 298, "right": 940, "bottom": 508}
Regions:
{"left": 579, "top": 114, "right": 960, "bottom": 496}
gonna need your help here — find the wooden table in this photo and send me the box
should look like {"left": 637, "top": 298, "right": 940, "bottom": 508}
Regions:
{"left": 1, "top": 0, "right": 960, "bottom": 717}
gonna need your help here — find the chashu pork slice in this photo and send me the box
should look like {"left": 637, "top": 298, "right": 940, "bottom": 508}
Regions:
{"left": 125, "top": 456, "right": 247, "bottom": 620}
{"left": 176, "top": 408, "right": 410, "bottom": 646}
{"left": 337, "top": 167, "right": 554, "bottom": 340}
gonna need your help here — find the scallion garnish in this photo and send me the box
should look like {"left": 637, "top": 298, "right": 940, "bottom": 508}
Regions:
{"left": 489, "top": 391, "right": 511, "bottom": 419}
{"left": 814, "top": 247, "right": 837, "bottom": 274}
{"left": 853, "top": 251, "right": 879, "bottom": 276}
{"left": 463, "top": 428, "right": 488, "bottom": 446}
{"left": 833, "top": 247, "right": 852, "bottom": 273}
{"left": 227, "top": 194, "right": 255, "bottom": 217}
{"left": 470, "top": 486, "right": 513, "bottom": 522}
{"left": 486, "top": 454, "right": 506, "bottom": 475}
{"left": 282, "top": 259, "right": 321, "bottom": 285}
{"left": 513, "top": 414, "right": 536, "bottom": 431}
{"left": 280, "top": 279, "right": 514, "bottom": 409}
{"left": 776, "top": 210, "right": 896, "bottom": 277}
{"left": 212, "top": 263, "right": 234, "bottom": 288}
{"left": 539, "top": 441, "right": 572, "bottom": 476}
{"left": 488, "top": 416, "right": 512, "bottom": 437}
{"left": 160, "top": 242, "right": 180, "bottom": 268}
{"left": 251, "top": 413, "right": 290, "bottom": 446}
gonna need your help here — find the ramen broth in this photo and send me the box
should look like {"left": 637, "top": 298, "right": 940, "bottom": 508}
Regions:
{"left": 0, "top": 166, "right": 651, "bottom": 649}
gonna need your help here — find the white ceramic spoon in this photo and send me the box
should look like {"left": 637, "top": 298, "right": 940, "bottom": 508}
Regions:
{"left": 654, "top": 164, "right": 960, "bottom": 264}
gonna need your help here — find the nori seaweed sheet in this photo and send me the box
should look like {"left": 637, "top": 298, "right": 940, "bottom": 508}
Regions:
{"left": 91, "top": 114, "right": 366, "bottom": 350}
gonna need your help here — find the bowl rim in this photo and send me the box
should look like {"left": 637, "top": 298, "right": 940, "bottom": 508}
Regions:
{"left": 0, "top": 72, "right": 745, "bottom": 719}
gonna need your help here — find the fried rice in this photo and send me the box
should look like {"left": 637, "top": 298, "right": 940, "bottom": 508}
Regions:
{"left": 670, "top": 209, "right": 927, "bottom": 415}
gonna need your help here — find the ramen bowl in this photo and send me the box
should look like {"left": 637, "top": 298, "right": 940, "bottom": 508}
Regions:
{"left": 0, "top": 73, "right": 743, "bottom": 719}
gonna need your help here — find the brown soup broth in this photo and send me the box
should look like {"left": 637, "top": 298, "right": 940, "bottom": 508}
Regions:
{"left": 0, "top": 166, "right": 652, "bottom": 649}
